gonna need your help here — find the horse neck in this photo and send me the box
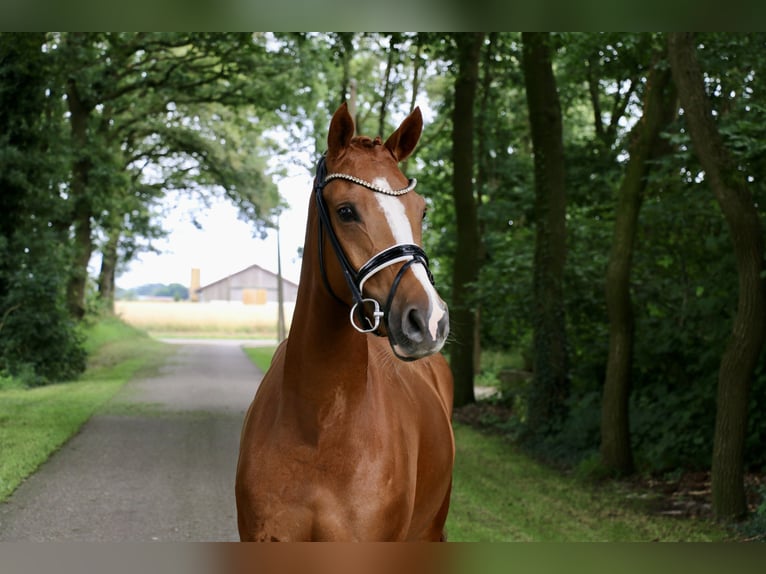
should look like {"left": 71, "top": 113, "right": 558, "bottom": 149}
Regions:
{"left": 283, "top": 199, "right": 369, "bottom": 393}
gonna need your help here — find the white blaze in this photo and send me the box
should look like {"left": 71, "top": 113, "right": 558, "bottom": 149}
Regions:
{"left": 372, "top": 178, "right": 446, "bottom": 340}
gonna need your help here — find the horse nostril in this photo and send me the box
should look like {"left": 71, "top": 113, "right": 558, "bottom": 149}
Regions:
{"left": 403, "top": 307, "right": 427, "bottom": 343}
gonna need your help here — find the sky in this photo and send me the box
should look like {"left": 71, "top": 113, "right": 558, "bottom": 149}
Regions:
{"left": 114, "top": 173, "right": 312, "bottom": 290}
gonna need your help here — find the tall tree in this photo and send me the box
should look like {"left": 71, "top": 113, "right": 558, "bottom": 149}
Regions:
{"left": 450, "top": 32, "right": 484, "bottom": 407}
{"left": 472, "top": 32, "right": 500, "bottom": 375}
{"left": 600, "top": 53, "right": 677, "bottom": 475}
{"left": 63, "top": 33, "right": 99, "bottom": 318}
{"left": 521, "top": 32, "right": 570, "bottom": 433}
{"left": 668, "top": 32, "right": 766, "bottom": 521}
{"left": 56, "top": 33, "right": 289, "bottom": 318}
{"left": 0, "top": 33, "right": 87, "bottom": 382}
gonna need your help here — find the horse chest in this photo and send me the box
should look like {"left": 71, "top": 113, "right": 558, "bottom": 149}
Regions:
{"left": 237, "top": 363, "right": 453, "bottom": 541}
{"left": 308, "top": 368, "right": 452, "bottom": 538}
{"left": 292, "top": 370, "right": 450, "bottom": 491}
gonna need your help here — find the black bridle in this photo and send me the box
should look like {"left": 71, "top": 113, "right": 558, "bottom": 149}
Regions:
{"left": 313, "top": 155, "right": 435, "bottom": 338}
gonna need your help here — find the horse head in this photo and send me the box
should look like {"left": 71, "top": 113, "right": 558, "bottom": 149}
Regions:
{"left": 315, "top": 103, "right": 450, "bottom": 361}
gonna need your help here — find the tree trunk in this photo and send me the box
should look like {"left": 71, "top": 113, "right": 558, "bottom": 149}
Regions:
{"left": 521, "top": 32, "right": 570, "bottom": 434}
{"left": 401, "top": 35, "right": 422, "bottom": 175}
{"left": 450, "top": 32, "right": 484, "bottom": 407}
{"left": 408, "top": 36, "right": 422, "bottom": 116}
{"left": 98, "top": 227, "right": 120, "bottom": 314}
{"left": 601, "top": 60, "right": 676, "bottom": 475}
{"left": 473, "top": 32, "right": 497, "bottom": 376}
{"left": 337, "top": 33, "right": 354, "bottom": 108}
{"left": 65, "top": 75, "right": 93, "bottom": 320}
{"left": 586, "top": 56, "right": 606, "bottom": 143}
{"left": 377, "top": 33, "right": 400, "bottom": 137}
{"left": 668, "top": 32, "right": 766, "bottom": 521}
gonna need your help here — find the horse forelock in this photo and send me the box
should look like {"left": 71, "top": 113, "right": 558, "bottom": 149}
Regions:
{"left": 346, "top": 135, "right": 384, "bottom": 153}
{"left": 327, "top": 135, "right": 401, "bottom": 180}
{"left": 326, "top": 136, "right": 386, "bottom": 167}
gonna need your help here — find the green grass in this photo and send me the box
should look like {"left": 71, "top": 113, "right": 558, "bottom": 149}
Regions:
{"left": 0, "top": 316, "right": 171, "bottom": 502}
{"left": 446, "top": 423, "right": 729, "bottom": 541}
{"left": 242, "top": 346, "right": 278, "bottom": 373}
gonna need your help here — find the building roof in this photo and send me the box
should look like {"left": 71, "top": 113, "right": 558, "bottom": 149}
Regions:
{"left": 196, "top": 264, "right": 299, "bottom": 293}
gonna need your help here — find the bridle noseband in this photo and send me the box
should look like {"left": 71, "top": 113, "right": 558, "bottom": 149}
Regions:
{"left": 313, "top": 155, "right": 435, "bottom": 339}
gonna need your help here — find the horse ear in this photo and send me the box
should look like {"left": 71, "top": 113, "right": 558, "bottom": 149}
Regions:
{"left": 384, "top": 107, "right": 423, "bottom": 162}
{"left": 327, "top": 102, "right": 355, "bottom": 158}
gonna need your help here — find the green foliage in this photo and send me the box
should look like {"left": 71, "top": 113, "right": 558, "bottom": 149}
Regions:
{"left": 574, "top": 451, "right": 615, "bottom": 483}
{"left": 0, "top": 247, "right": 87, "bottom": 386}
{"left": 0, "top": 33, "right": 87, "bottom": 386}
{"left": 475, "top": 183, "right": 536, "bottom": 351}
{"left": 2, "top": 31, "right": 765, "bottom": 489}
{"left": 475, "top": 349, "right": 527, "bottom": 388}
{"left": 0, "top": 32, "right": 303, "bottom": 382}
{"left": 454, "top": 32, "right": 766, "bottom": 483}
{"left": 630, "top": 384, "right": 716, "bottom": 472}
{"left": 735, "top": 485, "right": 766, "bottom": 541}
{"left": 745, "top": 360, "right": 766, "bottom": 470}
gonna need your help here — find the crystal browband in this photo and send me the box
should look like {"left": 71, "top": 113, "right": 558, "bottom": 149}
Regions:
{"left": 323, "top": 173, "right": 417, "bottom": 196}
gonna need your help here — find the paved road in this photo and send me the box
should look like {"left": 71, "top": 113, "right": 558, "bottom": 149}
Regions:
{"left": 0, "top": 340, "right": 264, "bottom": 542}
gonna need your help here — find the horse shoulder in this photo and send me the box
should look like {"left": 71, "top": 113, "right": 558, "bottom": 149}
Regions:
{"left": 366, "top": 351, "right": 453, "bottom": 540}
{"left": 424, "top": 353, "right": 454, "bottom": 417}
{"left": 240, "top": 339, "right": 288, "bottom": 436}
{"left": 236, "top": 341, "right": 292, "bottom": 540}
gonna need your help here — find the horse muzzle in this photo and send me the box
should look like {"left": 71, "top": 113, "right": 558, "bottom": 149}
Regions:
{"left": 388, "top": 293, "right": 450, "bottom": 361}
{"left": 350, "top": 245, "right": 449, "bottom": 361}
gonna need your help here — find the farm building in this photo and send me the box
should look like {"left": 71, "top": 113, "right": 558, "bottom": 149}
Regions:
{"left": 194, "top": 264, "right": 299, "bottom": 304}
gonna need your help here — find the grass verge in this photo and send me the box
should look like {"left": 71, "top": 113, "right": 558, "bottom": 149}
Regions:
{"left": 0, "top": 316, "right": 171, "bottom": 502}
{"left": 446, "top": 423, "right": 730, "bottom": 541}
{"left": 242, "top": 346, "right": 277, "bottom": 373}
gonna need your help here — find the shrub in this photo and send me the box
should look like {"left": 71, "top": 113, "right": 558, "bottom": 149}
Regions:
{"left": 0, "top": 245, "right": 87, "bottom": 386}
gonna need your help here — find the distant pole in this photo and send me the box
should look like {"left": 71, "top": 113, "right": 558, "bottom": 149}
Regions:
{"left": 276, "top": 215, "right": 286, "bottom": 342}
{"left": 190, "top": 268, "right": 201, "bottom": 302}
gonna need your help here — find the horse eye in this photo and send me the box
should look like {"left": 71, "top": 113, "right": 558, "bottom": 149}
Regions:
{"left": 337, "top": 205, "right": 358, "bottom": 223}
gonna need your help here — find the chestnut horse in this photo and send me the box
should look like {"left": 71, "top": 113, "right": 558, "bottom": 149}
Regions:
{"left": 235, "top": 103, "right": 454, "bottom": 541}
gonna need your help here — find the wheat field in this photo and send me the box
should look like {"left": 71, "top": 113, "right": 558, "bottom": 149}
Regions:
{"left": 115, "top": 300, "right": 295, "bottom": 338}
